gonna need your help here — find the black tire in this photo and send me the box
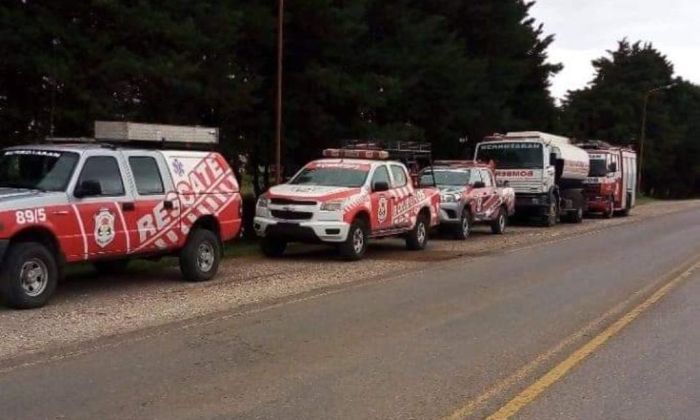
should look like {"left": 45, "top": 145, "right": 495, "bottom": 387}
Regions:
{"left": 260, "top": 237, "right": 287, "bottom": 258}
{"left": 491, "top": 207, "right": 507, "bottom": 234}
{"left": 542, "top": 200, "right": 558, "bottom": 227}
{"left": 603, "top": 197, "right": 614, "bottom": 219}
{"left": 453, "top": 208, "right": 472, "bottom": 240}
{"left": 179, "top": 229, "right": 221, "bottom": 282}
{"left": 569, "top": 205, "right": 584, "bottom": 224}
{"left": 94, "top": 259, "right": 130, "bottom": 275}
{"left": 0, "top": 242, "right": 58, "bottom": 309}
{"left": 406, "top": 213, "right": 429, "bottom": 251}
{"left": 338, "top": 218, "right": 368, "bottom": 261}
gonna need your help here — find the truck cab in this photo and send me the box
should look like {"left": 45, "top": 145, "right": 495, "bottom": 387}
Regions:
{"left": 581, "top": 141, "right": 637, "bottom": 217}
{"left": 418, "top": 161, "right": 515, "bottom": 239}
{"left": 0, "top": 122, "right": 242, "bottom": 309}
{"left": 475, "top": 131, "right": 589, "bottom": 226}
{"left": 254, "top": 148, "right": 440, "bottom": 260}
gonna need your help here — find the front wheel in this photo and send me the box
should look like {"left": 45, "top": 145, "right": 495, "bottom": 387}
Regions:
{"left": 603, "top": 197, "right": 614, "bottom": 219}
{"left": 261, "top": 237, "right": 287, "bottom": 258}
{"left": 406, "top": 213, "right": 429, "bottom": 251}
{"left": 542, "top": 201, "right": 558, "bottom": 227}
{"left": 569, "top": 205, "right": 584, "bottom": 224}
{"left": 453, "top": 208, "right": 472, "bottom": 240}
{"left": 0, "top": 242, "right": 58, "bottom": 309}
{"left": 179, "top": 229, "right": 222, "bottom": 282}
{"left": 338, "top": 219, "right": 368, "bottom": 261}
{"left": 491, "top": 207, "right": 507, "bottom": 234}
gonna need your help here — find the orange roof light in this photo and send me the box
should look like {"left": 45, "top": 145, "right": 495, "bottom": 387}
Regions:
{"left": 323, "top": 148, "right": 389, "bottom": 160}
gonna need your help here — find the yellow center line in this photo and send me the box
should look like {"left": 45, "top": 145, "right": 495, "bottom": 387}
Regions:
{"left": 485, "top": 258, "right": 700, "bottom": 420}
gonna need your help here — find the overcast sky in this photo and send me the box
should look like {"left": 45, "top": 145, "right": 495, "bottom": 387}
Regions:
{"left": 529, "top": 0, "right": 700, "bottom": 100}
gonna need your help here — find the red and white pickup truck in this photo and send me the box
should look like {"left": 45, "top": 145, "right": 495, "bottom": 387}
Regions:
{"left": 0, "top": 122, "right": 242, "bottom": 309}
{"left": 254, "top": 148, "right": 440, "bottom": 260}
{"left": 419, "top": 161, "right": 515, "bottom": 239}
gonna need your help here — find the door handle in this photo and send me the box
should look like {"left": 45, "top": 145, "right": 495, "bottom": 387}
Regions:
{"left": 163, "top": 200, "right": 174, "bottom": 210}
{"left": 122, "top": 202, "right": 135, "bottom": 212}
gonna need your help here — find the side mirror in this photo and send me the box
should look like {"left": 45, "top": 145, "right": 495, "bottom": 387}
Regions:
{"left": 372, "top": 181, "right": 390, "bottom": 192}
{"left": 75, "top": 180, "right": 102, "bottom": 198}
{"left": 550, "top": 153, "right": 558, "bottom": 164}
{"left": 473, "top": 181, "right": 486, "bottom": 189}
{"left": 608, "top": 162, "right": 617, "bottom": 173}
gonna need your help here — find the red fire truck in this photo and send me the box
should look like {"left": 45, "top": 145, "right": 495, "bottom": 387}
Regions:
{"left": 580, "top": 141, "right": 637, "bottom": 218}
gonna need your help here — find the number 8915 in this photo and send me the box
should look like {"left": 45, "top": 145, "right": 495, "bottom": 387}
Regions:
{"left": 15, "top": 208, "right": 47, "bottom": 224}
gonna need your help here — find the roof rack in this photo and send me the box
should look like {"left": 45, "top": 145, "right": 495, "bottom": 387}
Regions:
{"left": 95, "top": 121, "right": 218, "bottom": 145}
{"left": 45, "top": 122, "right": 220, "bottom": 151}
{"left": 341, "top": 139, "right": 432, "bottom": 173}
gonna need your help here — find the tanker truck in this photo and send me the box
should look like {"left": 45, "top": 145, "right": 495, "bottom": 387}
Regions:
{"left": 474, "top": 131, "right": 590, "bottom": 226}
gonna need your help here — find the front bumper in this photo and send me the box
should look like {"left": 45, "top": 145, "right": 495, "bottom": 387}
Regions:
{"left": 514, "top": 194, "right": 550, "bottom": 216}
{"left": 254, "top": 217, "right": 350, "bottom": 243}
{"left": 586, "top": 195, "right": 610, "bottom": 212}
{"left": 439, "top": 202, "right": 462, "bottom": 225}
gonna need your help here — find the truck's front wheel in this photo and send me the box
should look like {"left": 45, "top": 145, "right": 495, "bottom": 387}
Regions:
{"left": 543, "top": 201, "right": 558, "bottom": 227}
{"left": 338, "top": 219, "right": 368, "bottom": 261}
{"left": 0, "top": 242, "right": 58, "bottom": 309}
{"left": 603, "top": 197, "right": 614, "bottom": 219}
{"left": 179, "top": 229, "right": 221, "bottom": 282}
{"left": 261, "top": 237, "right": 287, "bottom": 258}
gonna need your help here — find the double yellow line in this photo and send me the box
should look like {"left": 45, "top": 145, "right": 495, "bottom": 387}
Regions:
{"left": 446, "top": 256, "right": 700, "bottom": 420}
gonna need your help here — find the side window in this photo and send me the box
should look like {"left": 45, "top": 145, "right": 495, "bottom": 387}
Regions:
{"left": 77, "top": 156, "right": 125, "bottom": 196}
{"left": 469, "top": 170, "right": 483, "bottom": 186}
{"left": 390, "top": 165, "right": 408, "bottom": 188}
{"left": 129, "top": 156, "right": 165, "bottom": 195}
{"left": 371, "top": 165, "right": 391, "bottom": 188}
{"left": 481, "top": 170, "right": 494, "bottom": 187}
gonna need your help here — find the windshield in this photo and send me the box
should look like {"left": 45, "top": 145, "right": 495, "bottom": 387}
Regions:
{"left": 476, "top": 142, "right": 543, "bottom": 169}
{"left": 289, "top": 167, "right": 368, "bottom": 188}
{"left": 421, "top": 170, "right": 470, "bottom": 187}
{"left": 588, "top": 159, "right": 608, "bottom": 177}
{"left": 0, "top": 150, "right": 79, "bottom": 192}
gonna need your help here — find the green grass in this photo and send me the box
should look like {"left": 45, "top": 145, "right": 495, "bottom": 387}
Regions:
{"left": 636, "top": 194, "right": 658, "bottom": 205}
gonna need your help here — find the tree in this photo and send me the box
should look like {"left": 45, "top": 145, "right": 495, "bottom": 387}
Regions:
{"left": 562, "top": 40, "right": 700, "bottom": 197}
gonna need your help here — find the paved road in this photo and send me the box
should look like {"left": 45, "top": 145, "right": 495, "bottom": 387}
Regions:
{"left": 1, "top": 208, "right": 699, "bottom": 419}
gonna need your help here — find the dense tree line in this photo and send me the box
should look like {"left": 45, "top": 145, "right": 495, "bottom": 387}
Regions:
{"left": 0, "top": 1, "right": 697, "bottom": 197}
{"left": 562, "top": 40, "right": 700, "bottom": 198}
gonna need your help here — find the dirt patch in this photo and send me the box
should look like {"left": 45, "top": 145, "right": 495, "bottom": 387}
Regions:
{"left": 1, "top": 200, "right": 698, "bottom": 362}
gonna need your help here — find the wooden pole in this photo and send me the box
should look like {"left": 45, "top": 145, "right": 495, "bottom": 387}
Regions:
{"left": 275, "top": 0, "right": 284, "bottom": 184}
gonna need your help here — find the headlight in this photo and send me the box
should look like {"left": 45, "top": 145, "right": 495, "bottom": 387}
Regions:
{"left": 320, "top": 201, "right": 344, "bottom": 211}
{"left": 257, "top": 196, "right": 269, "bottom": 208}
{"left": 441, "top": 194, "right": 458, "bottom": 203}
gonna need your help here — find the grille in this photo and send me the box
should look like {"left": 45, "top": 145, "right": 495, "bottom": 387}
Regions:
{"left": 271, "top": 198, "right": 317, "bottom": 206}
{"left": 271, "top": 210, "right": 313, "bottom": 220}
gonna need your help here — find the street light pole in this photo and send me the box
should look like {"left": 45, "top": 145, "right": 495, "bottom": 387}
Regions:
{"left": 638, "top": 83, "right": 675, "bottom": 193}
{"left": 275, "top": 0, "right": 284, "bottom": 184}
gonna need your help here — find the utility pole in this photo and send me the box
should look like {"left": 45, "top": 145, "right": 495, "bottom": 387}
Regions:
{"left": 638, "top": 83, "right": 675, "bottom": 193}
{"left": 275, "top": 0, "right": 284, "bottom": 184}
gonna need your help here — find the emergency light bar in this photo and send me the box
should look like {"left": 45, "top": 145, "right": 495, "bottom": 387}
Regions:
{"left": 94, "top": 121, "right": 219, "bottom": 145}
{"left": 323, "top": 148, "right": 389, "bottom": 160}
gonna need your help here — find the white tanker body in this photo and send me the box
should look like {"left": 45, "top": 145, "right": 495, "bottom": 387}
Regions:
{"left": 474, "top": 131, "right": 590, "bottom": 226}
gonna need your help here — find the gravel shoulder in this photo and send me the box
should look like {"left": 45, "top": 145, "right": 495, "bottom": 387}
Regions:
{"left": 1, "top": 200, "right": 699, "bottom": 362}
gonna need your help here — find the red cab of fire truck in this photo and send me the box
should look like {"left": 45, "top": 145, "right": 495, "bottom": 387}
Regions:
{"left": 474, "top": 131, "right": 589, "bottom": 226}
{"left": 580, "top": 141, "right": 637, "bottom": 218}
{"left": 0, "top": 122, "right": 242, "bottom": 309}
{"left": 418, "top": 161, "right": 515, "bottom": 239}
{"left": 254, "top": 144, "right": 440, "bottom": 260}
